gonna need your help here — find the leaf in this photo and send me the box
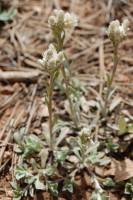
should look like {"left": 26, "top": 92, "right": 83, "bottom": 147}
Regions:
{"left": 12, "top": 182, "right": 23, "bottom": 200}
{"left": 47, "top": 181, "right": 58, "bottom": 196}
{"left": 63, "top": 179, "right": 73, "bottom": 193}
{"left": 106, "top": 139, "right": 119, "bottom": 152}
{"left": 25, "top": 176, "right": 35, "bottom": 185}
{"left": 88, "top": 151, "right": 100, "bottom": 164}
{"left": 80, "top": 96, "right": 89, "bottom": 113}
{"left": 44, "top": 165, "right": 55, "bottom": 176}
{"left": 103, "top": 178, "right": 116, "bottom": 187}
{"left": 125, "top": 182, "right": 133, "bottom": 196}
{"left": 15, "top": 166, "right": 31, "bottom": 180}
{"left": 54, "top": 150, "right": 67, "bottom": 163}
{"left": 118, "top": 116, "right": 127, "bottom": 135}
{"left": 109, "top": 97, "right": 121, "bottom": 112}
{"left": 14, "top": 145, "right": 23, "bottom": 154}
{"left": 0, "top": 9, "right": 17, "bottom": 22}
{"left": 34, "top": 176, "right": 45, "bottom": 190}
{"left": 24, "top": 134, "right": 43, "bottom": 156}
{"left": 53, "top": 119, "right": 69, "bottom": 134}
{"left": 56, "top": 126, "right": 70, "bottom": 146}
{"left": 91, "top": 192, "right": 108, "bottom": 200}
{"left": 128, "top": 124, "right": 133, "bottom": 133}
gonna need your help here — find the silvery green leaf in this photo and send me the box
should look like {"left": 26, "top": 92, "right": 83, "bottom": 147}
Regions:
{"left": 54, "top": 150, "right": 67, "bottom": 163}
{"left": 25, "top": 176, "right": 35, "bottom": 185}
{"left": 91, "top": 192, "right": 108, "bottom": 200}
{"left": 53, "top": 120, "right": 69, "bottom": 133}
{"left": 45, "top": 165, "right": 55, "bottom": 176}
{"left": 63, "top": 179, "right": 73, "bottom": 193}
{"left": 24, "top": 134, "right": 43, "bottom": 156}
{"left": 88, "top": 151, "right": 99, "bottom": 164}
{"left": 12, "top": 182, "right": 23, "bottom": 200}
{"left": 108, "top": 87, "right": 117, "bottom": 100}
{"left": 0, "top": 9, "right": 17, "bottom": 22}
{"left": 73, "top": 148, "right": 82, "bottom": 161}
{"left": 13, "top": 145, "right": 23, "bottom": 154}
{"left": 15, "top": 166, "right": 31, "bottom": 180}
{"left": 103, "top": 178, "right": 116, "bottom": 187}
{"left": 47, "top": 181, "right": 58, "bottom": 196}
{"left": 86, "top": 141, "right": 99, "bottom": 154}
{"left": 56, "top": 128, "right": 70, "bottom": 147}
{"left": 34, "top": 176, "right": 45, "bottom": 190}
{"left": 91, "top": 192, "right": 101, "bottom": 200}
{"left": 99, "top": 157, "right": 110, "bottom": 166}
{"left": 109, "top": 97, "right": 121, "bottom": 112}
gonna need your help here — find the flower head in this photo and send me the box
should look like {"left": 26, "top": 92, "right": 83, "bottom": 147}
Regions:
{"left": 39, "top": 44, "right": 65, "bottom": 71}
{"left": 48, "top": 9, "right": 65, "bottom": 28}
{"left": 107, "top": 19, "right": 129, "bottom": 46}
{"left": 48, "top": 9, "right": 78, "bottom": 31}
{"left": 64, "top": 12, "right": 78, "bottom": 29}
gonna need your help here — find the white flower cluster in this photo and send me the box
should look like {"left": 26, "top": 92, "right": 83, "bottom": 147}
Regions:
{"left": 48, "top": 9, "right": 78, "bottom": 30}
{"left": 107, "top": 19, "right": 129, "bottom": 46}
{"left": 39, "top": 44, "right": 65, "bottom": 70}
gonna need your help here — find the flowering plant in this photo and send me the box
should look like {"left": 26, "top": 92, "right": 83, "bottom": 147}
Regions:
{"left": 102, "top": 19, "right": 129, "bottom": 116}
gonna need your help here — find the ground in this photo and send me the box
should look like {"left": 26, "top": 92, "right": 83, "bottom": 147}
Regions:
{"left": 0, "top": 0, "right": 133, "bottom": 200}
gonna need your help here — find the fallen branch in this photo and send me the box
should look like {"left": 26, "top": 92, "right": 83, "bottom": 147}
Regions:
{"left": 0, "top": 70, "right": 41, "bottom": 82}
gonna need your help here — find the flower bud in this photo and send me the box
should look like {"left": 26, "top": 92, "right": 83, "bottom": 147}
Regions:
{"left": 64, "top": 13, "right": 78, "bottom": 29}
{"left": 48, "top": 16, "right": 56, "bottom": 27}
{"left": 53, "top": 9, "right": 58, "bottom": 16}
{"left": 122, "top": 19, "right": 129, "bottom": 35}
{"left": 57, "top": 10, "right": 64, "bottom": 23}
{"left": 107, "top": 19, "right": 129, "bottom": 46}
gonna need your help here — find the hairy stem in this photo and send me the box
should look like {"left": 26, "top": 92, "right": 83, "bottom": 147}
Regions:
{"left": 48, "top": 74, "right": 54, "bottom": 150}
{"left": 56, "top": 33, "right": 79, "bottom": 128}
{"left": 61, "top": 66, "right": 78, "bottom": 128}
{"left": 103, "top": 45, "right": 118, "bottom": 116}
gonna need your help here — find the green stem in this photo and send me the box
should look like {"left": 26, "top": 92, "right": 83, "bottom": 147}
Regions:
{"left": 56, "top": 33, "right": 79, "bottom": 128}
{"left": 48, "top": 74, "right": 54, "bottom": 151}
{"left": 61, "top": 66, "right": 78, "bottom": 128}
{"left": 103, "top": 45, "right": 119, "bottom": 117}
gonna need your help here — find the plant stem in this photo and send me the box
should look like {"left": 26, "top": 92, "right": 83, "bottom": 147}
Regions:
{"left": 56, "top": 34, "right": 79, "bottom": 128}
{"left": 48, "top": 74, "right": 54, "bottom": 151}
{"left": 61, "top": 65, "right": 79, "bottom": 128}
{"left": 103, "top": 45, "right": 119, "bottom": 117}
